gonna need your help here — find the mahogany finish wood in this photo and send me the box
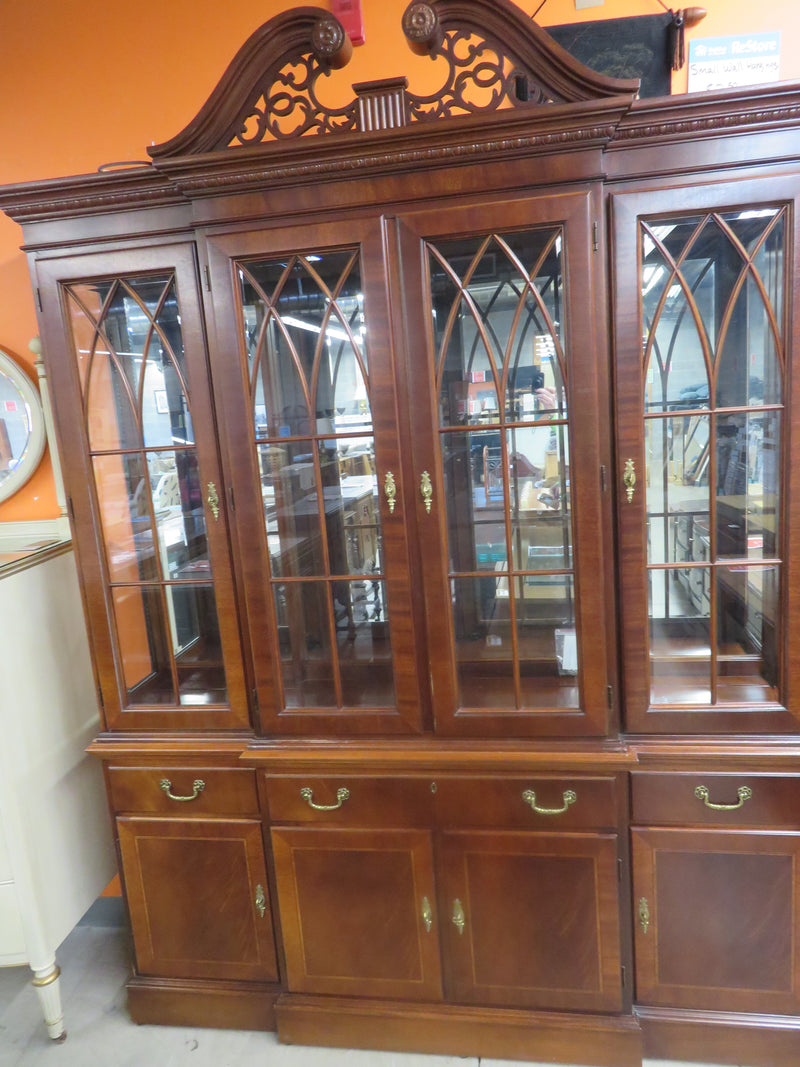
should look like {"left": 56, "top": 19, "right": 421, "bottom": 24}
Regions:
{"left": 270, "top": 826, "right": 443, "bottom": 1000}
{"left": 438, "top": 830, "right": 623, "bottom": 1012}
{"left": 6, "top": 1, "right": 800, "bottom": 1063}
{"left": 118, "top": 817, "right": 278, "bottom": 982}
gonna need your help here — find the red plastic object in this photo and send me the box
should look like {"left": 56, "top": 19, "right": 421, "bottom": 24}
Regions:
{"left": 332, "top": 0, "right": 365, "bottom": 46}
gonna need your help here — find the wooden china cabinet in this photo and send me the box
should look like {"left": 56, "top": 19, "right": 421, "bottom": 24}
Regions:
{"left": 5, "top": 1, "right": 800, "bottom": 1063}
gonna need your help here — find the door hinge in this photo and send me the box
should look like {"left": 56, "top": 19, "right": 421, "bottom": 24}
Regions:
{"left": 600, "top": 464, "right": 608, "bottom": 492}
{"left": 96, "top": 684, "right": 104, "bottom": 712}
{"left": 66, "top": 495, "right": 75, "bottom": 522}
{"left": 203, "top": 265, "right": 211, "bottom": 292}
{"left": 36, "top": 287, "right": 43, "bottom": 311}
{"left": 621, "top": 964, "right": 627, "bottom": 987}
{"left": 592, "top": 221, "right": 599, "bottom": 253}
{"left": 607, "top": 684, "right": 614, "bottom": 710}
{"left": 251, "top": 687, "right": 259, "bottom": 713}
{"left": 617, "top": 857, "right": 623, "bottom": 881}
{"left": 228, "top": 485, "right": 235, "bottom": 512}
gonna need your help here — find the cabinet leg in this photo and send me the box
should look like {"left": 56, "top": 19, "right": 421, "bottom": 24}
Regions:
{"left": 31, "top": 963, "right": 66, "bottom": 1041}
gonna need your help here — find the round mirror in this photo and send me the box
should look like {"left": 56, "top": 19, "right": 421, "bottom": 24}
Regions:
{"left": 0, "top": 348, "right": 46, "bottom": 504}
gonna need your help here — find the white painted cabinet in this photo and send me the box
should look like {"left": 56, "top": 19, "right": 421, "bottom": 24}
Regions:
{"left": 0, "top": 538, "right": 115, "bottom": 1038}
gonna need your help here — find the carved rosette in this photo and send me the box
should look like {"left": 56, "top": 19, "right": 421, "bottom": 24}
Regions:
{"left": 402, "top": 2, "right": 443, "bottom": 54}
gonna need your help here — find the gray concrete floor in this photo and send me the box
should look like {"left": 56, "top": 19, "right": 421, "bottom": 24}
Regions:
{"left": 0, "top": 911, "right": 741, "bottom": 1067}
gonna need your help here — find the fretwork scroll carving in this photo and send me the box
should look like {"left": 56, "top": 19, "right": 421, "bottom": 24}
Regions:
{"left": 148, "top": 0, "right": 638, "bottom": 159}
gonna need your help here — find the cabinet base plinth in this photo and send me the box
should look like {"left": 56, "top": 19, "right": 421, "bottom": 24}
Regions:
{"left": 127, "top": 976, "right": 278, "bottom": 1032}
{"left": 638, "top": 1005, "right": 800, "bottom": 1067}
{"left": 276, "top": 994, "right": 642, "bottom": 1065}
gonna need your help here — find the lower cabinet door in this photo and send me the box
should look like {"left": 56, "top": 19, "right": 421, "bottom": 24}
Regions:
{"left": 270, "top": 826, "right": 443, "bottom": 1000}
{"left": 117, "top": 816, "right": 278, "bottom": 982}
{"left": 438, "top": 830, "right": 623, "bottom": 1012}
{"left": 633, "top": 828, "right": 800, "bottom": 1014}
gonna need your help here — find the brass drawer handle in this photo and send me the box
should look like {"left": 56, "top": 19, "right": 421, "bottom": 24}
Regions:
{"left": 522, "top": 788, "right": 576, "bottom": 816}
{"left": 452, "top": 898, "right": 465, "bottom": 935}
{"left": 255, "top": 884, "right": 266, "bottom": 919}
{"left": 421, "top": 896, "right": 433, "bottom": 933}
{"left": 639, "top": 897, "right": 650, "bottom": 934}
{"left": 420, "top": 470, "right": 433, "bottom": 514}
{"left": 384, "top": 471, "right": 397, "bottom": 514}
{"left": 300, "top": 786, "right": 350, "bottom": 811}
{"left": 159, "top": 778, "right": 205, "bottom": 802}
{"left": 694, "top": 784, "right": 752, "bottom": 811}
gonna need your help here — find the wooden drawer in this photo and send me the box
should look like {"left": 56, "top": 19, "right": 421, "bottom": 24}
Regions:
{"left": 631, "top": 772, "right": 800, "bottom": 827}
{"left": 108, "top": 767, "right": 259, "bottom": 815}
{"left": 433, "top": 775, "right": 619, "bottom": 830}
{"left": 264, "top": 775, "right": 434, "bottom": 827}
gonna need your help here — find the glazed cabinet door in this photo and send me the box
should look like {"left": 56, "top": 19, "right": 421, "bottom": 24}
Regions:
{"left": 394, "top": 191, "right": 615, "bottom": 736}
{"left": 438, "top": 830, "right": 623, "bottom": 1012}
{"left": 270, "top": 826, "right": 443, "bottom": 1001}
{"left": 613, "top": 175, "right": 800, "bottom": 732}
{"left": 632, "top": 827, "right": 800, "bottom": 1014}
{"left": 117, "top": 816, "right": 278, "bottom": 982}
{"left": 205, "top": 219, "right": 426, "bottom": 735}
{"left": 35, "top": 245, "right": 249, "bottom": 731}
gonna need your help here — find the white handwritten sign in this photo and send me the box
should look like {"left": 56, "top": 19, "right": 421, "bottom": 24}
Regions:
{"left": 688, "top": 33, "right": 780, "bottom": 92}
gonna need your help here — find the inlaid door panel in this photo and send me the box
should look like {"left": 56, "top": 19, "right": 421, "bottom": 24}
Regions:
{"left": 613, "top": 175, "right": 800, "bottom": 732}
{"left": 395, "top": 191, "right": 615, "bottom": 736}
{"left": 632, "top": 827, "right": 800, "bottom": 1013}
{"left": 438, "top": 830, "right": 623, "bottom": 1011}
{"left": 205, "top": 219, "right": 425, "bottom": 735}
{"left": 118, "top": 816, "right": 278, "bottom": 982}
{"left": 270, "top": 826, "right": 443, "bottom": 1000}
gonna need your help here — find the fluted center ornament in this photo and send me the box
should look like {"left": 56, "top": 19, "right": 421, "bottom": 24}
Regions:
{"left": 311, "top": 15, "right": 346, "bottom": 58}
{"left": 402, "top": 2, "right": 439, "bottom": 42}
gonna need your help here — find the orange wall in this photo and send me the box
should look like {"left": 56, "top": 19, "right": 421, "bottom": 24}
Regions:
{"left": 0, "top": 0, "right": 797, "bottom": 521}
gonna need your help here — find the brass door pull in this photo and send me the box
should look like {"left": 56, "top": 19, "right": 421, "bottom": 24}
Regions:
{"left": 421, "top": 896, "right": 433, "bottom": 933}
{"left": 452, "top": 898, "right": 466, "bottom": 934}
{"left": 694, "top": 784, "right": 753, "bottom": 811}
{"left": 384, "top": 471, "right": 397, "bottom": 514}
{"left": 255, "top": 884, "right": 266, "bottom": 918}
{"left": 159, "top": 778, "right": 205, "bottom": 802}
{"left": 420, "top": 470, "right": 433, "bottom": 513}
{"left": 207, "top": 481, "right": 220, "bottom": 520}
{"left": 300, "top": 786, "right": 350, "bottom": 811}
{"left": 522, "top": 788, "right": 577, "bottom": 815}
{"left": 639, "top": 897, "right": 650, "bottom": 934}
{"left": 623, "top": 459, "right": 636, "bottom": 503}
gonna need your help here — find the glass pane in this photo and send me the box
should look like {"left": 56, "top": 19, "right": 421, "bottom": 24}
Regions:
{"left": 66, "top": 283, "right": 107, "bottom": 393}
{"left": 442, "top": 430, "right": 507, "bottom": 573}
{"left": 86, "top": 346, "right": 140, "bottom": 452}
{"left": 274, "top": 581, "right": 336, "bottom": 707}
{"left": 71, "top": 275, "right": 195, "bottom": 453}
{"left": 717, "top": 564, "right": 779, "bottom": 703}
{"left": 646, "top": 416, "right": 710, "bottom": 566}
{"left": 452, "top": 575, "right": 515, "bottom": 709}
{"left": 147, "top": 450, "right": 210, "bottom": 579}
{"left": 240, "top": 251, "right": 368, "bottom": 440}
{"left": 716, "top": 274, "right": 782, "bottom": 408}
{"left": 649, "top": 568, "right": 711, "bottom": 705}
{"left": 261, "top": 440, "right": 325, "bottom": 578}
{"left": 429, "top": 230, "right": 567, "bottom": 429}
{"left": 111, "top": 585, "right": 175, "bottom": 705}
{"left": 168, "top": 585, "right": 228, "bottom": 705}
{"left": 510, "top": 424, "right": 571, "bottom": 570}
{"left": 517, "top": 575, "right": 580, "bottom": 709}
{"left": 94, "top": 453, "right": 157, "bottom": 583}
{"left": 319, "top": 438, "right": 381, "bottom": 577}
{"left": 716, "top": 411, "right": 780, "bottom": 559}
{"left": 336, "top": 580, "right": 395, "bottom": 707}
